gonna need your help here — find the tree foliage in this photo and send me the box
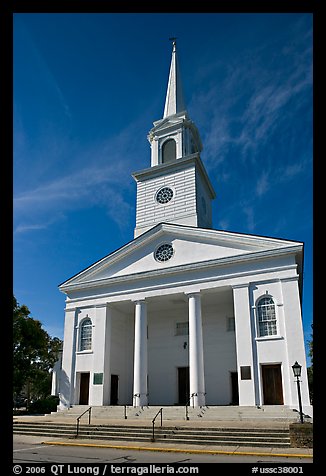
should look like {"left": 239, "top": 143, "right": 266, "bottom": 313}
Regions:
{"left": 13, "top": 296, "right": 62, "bottom": 405}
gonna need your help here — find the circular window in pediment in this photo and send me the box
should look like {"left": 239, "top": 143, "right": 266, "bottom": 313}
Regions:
{"left": 156, "top": 186, "right": 174, "bottom": 204}
{"left": 154, "top": 243, "right": 174, "bottom": 262}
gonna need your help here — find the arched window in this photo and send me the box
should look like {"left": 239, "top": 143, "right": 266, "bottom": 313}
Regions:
{"left": 162, "top": 139, "right": 176, "bottom": 164}
{"left": 79, "top": 318, "right": 92, "bottom": 351}
{"left": 257, "top": 296, "right": 277, "bottom": 337}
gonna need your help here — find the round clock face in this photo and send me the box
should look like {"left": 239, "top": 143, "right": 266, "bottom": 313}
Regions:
{"left": 154, "top": 243, "right": 174, "bottom": 262}
{"left": 156, "top": 186, "right": 173, "bottom": 204}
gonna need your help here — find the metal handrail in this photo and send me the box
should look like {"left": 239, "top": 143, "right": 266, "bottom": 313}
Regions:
{"left": 185, "top": 398, "right": 191, "bottom": 420}
{"left": 151, "top": 407, "right": 163, "bottom": 441}
{"left": 76, "top": 406, "right": 92, "bottom": 438}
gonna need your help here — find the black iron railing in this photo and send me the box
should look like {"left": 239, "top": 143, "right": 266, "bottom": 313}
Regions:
{"left": 76, "top": 406, "right": 92, "bottom": 437}
{"left": 151, "top": 407, "right": 163, "bottom": 441}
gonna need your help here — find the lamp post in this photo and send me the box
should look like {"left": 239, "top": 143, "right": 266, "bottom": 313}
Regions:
{"left": 292, "top": 361, "right": 304, "bottom": 424}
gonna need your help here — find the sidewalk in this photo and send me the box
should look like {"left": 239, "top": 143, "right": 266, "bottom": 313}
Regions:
{"left": 42, "top": 437, "right": 313, "bottom": 459}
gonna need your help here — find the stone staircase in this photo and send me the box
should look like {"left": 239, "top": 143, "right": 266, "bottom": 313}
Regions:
{"left": 12, "top": 420, "right": 292, "bottom": 448}
{"left": 13, "top": 405, "right": 307, "bottom": 448}
{"left": 50, "top": 404, "right": 304, "bottom": 422}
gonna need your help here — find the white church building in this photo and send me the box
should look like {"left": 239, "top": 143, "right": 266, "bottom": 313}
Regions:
{"left": 57, "top": 41, "right": 311, "bottom": 415}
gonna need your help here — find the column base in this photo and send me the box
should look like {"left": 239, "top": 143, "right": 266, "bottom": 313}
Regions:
{"left": 191, "top": 392, "right": 206, "bottom": 407}
{"left": 133, "top": 394, "right": 148, "bottom": 407}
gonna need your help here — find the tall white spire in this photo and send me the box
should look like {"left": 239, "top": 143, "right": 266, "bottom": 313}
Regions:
{"left": 133, "top": 39, "right": 215, "bottom": 237}
{"left": 163, "top": 39, "right": 186, "bottom": 118}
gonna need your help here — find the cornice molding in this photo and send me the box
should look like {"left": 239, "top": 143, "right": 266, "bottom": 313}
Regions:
{"left": 132, "top": 154, "right": 216, "bottom": 199}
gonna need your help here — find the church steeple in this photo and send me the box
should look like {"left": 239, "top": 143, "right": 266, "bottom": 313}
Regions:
{"left": 147, "top": 40, "right": 202, "bottom": 168}
{"left": 163, "top": 39, "right": 186, "bottom": 118}
{"left": 132, "top": 41, "right": 216, "bottom": 238}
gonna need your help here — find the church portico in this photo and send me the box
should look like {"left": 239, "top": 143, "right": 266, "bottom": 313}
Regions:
{"left": 60, "top": 286, "right": 240, "bottom": 409}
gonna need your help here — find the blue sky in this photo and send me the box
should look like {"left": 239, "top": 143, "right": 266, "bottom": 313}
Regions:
{"left": 13, "top": 13, "right": 313, "bottom": 363}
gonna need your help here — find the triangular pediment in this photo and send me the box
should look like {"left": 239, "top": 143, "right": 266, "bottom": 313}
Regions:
{"left": 59, "top": 223, "right": 302, "bottom": 291}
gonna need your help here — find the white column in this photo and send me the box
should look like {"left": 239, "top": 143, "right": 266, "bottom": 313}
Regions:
{"left": 51, "top": 351, "right": 62, "bottom": 396}
{"left": 232, "top": 284, "right": 256, "bottom": 406}
{"left": 150, "top": 137, "right": 159, "bottom": 166}
{"left": 133, "top": 300, "right": 148, "bottom": 407}
{"left": 187, "top": 292, "right": 206, "bottom": 407}
{"left": 59, "top": 308, "right": 79, "bottom": 409}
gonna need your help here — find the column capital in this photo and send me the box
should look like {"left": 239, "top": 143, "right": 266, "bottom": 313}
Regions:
{"left": 95, "top": 302, "right": 110, "bottom": 309}
{"left": 280, "top": 275, "right": 299, "bottom": 283}
{"left": 184, "top": 291, "right": 201, "bottom": 298}
{"left": 64, "top": 307, "right": 81, "bottom": 313}
{"left": 232, "top": 283, "right": 250, "bottom": 290}
{"left": 132, "top": 299, "right": 147, "bottom": 305}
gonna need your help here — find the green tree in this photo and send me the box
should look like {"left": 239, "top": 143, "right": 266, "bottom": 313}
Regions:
{"left": 13, "top": 296, "right": 62, "bottom": 408}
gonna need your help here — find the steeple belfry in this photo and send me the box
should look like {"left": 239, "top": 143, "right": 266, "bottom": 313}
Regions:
{"left": 132, "top": 41, "right": 216, "bottom": 238}
{"left": 147, "top": 40, "right": 203, "bottom": 168}
{"left": 163, "top": 39, "right": 186, "bottom": 118}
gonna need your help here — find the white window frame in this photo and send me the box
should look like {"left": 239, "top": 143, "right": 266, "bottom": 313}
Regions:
{"left": 175, "top": 321, "right": 189, "bottom": 336}
{"left": 256, "top": 295, "right": 278, "bottom": 338}
{"left": 79, "top": 317, "right": 93, "bottom": 352}
{"left": 154, "top": 242, "right": 175, "bottom": 262}
{"left": 160, "top": 137, "right": 177, "bottom": 164}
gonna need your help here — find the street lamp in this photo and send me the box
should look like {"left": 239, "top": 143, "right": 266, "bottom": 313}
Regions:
{"left": 292, "top": 361, "right": 304, "bottom": 423}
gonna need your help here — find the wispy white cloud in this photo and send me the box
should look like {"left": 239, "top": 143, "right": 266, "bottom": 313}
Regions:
{"left": 282, "top": 161, "right": 306, "bottom": 180}
{"left": 192, "top": 19, "right": 312, "bottom": 172}
{"left": 15, "top": 162, "right": 122, "bottom": 208}
{"left": 243, "top": 205, "right": 256, "bottom": 232}
{"left": 217, "top": 219, "right": 230, "bottom": 231}
{"left": 14, "top": 223, "right": 49, "bottom": 234}
{"left": 193, "top": 18, "right": 312, "bottom": 239}
{"left": 14, "top": 158, "right": 134, "bottom": 230}
{"left": 14, "top": 211, "right": 68, "bottom": 236}
{"left": 14, "top": 95, "right": 148, "bottom": 233}
{"left": 256, "top": 170, "right": 270, "bottom": 197}
{"left": 16, "top": 18, "right": 72, "bottom": 121}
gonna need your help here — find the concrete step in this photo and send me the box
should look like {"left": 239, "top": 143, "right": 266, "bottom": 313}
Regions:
{"left": 13, "top": 424, "right": 289, "bottom": 438}
{"left": 13, "top": 420, "right": 290, "bottom": 433}
{"left": 53, "top": 405, "right": 300, "bottom": 422}
{"left": 13, "top": 421, "right": 291, "bottom": 447}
